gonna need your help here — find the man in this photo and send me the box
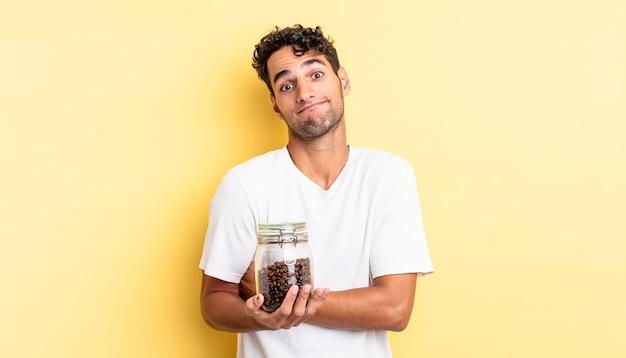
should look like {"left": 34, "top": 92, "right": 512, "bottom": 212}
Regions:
{"left": 199, "top": 24, "right": 433, "bottom": 357}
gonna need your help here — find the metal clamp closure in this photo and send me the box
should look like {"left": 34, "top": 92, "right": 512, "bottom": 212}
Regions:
{"left": 278, "top": 228, "right": 297, "bottom": 247}
{"left": 279, "top": 228, "right": 297, "bottom": 265}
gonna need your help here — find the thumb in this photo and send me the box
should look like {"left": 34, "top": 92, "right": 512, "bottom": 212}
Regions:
{"left": 254, "top": 294, "right": 264, "bottom": 307}
{"left": 246, "top": 294, "right": 264, "bottom": 312}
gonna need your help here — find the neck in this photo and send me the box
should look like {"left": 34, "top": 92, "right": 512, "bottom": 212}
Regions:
{"left": 286, "top": 124, "right": 349, "bottom": 190}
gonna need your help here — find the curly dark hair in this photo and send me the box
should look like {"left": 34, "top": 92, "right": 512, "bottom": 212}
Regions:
{"left": 252, "top": 24, "right": 341, "bottom": 94}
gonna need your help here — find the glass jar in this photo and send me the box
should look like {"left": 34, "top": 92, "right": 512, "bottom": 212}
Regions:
{"left": 255, "top": 222, "right": 313, "bottom": 313}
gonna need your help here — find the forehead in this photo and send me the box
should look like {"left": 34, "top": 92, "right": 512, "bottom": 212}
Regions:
{"left": 267, "top": 46, "right": 330, "bottom": 79}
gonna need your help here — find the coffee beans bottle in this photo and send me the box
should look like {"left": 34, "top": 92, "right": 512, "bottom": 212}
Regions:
{"left": 255, "top": 222, "right": 313, "bottom": 313}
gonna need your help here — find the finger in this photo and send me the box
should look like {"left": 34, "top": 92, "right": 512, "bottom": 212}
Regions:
{"left": 273, "top": 285, "right": 299, "bottom": 327}
{"left": 313, "top": 287, "right": 330, "bottom": 299}
{"left": 288, "top": 287, "right": 330, "bottom": 328}
{"left": 288, "top": 284, "right": 313, "bottom": 327}
{"left": 279, "top": 285, "right": 299, "bottom": 311}
{"left": 303, "top": 287, "right": 330, "bottom": 313}
{"left": 245, "top": 294, "right": 265, "bottom": 316}
{"left": 292, "top": 285, "right": 312, "bottom": 316}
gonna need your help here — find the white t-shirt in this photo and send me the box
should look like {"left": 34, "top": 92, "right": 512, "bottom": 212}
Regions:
{"left": 200, "top": 146, "right": 434, "bottom": 358}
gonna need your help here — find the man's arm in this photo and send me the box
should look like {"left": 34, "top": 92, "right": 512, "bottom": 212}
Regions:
{"left": 200, "top": 273, "right": 330, "bottom": 332}
{"left": 238, "top": 264, "right": 418, "bottom": 332}
{"left": 200, "top": 275, "right": 262, "bottom": 332}
{"left": 307, "top": 273, "right": 418, "bottom": 332}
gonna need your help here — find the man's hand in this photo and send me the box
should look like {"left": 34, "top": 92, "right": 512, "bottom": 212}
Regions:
{"left": 239, "top": 261, "right": 257, "bottom": 300}
{"left": 244, "top": 284, "right": 330, "bottom": 330}
{"left": 237, "top": 261, "right": 330, "bottom": 329}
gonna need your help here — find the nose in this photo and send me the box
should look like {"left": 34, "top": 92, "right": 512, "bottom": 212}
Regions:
{"left": 296, "top": 80, "right": 314, "bottom": 102}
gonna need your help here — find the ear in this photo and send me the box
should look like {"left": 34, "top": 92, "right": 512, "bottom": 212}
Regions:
{"left": 270, "top": 94, "right": 284, "bottom": 119}
{"left": 338, "top": 67, "right": 350, "bottom": 96}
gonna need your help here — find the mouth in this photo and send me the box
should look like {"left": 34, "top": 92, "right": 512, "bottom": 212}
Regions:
{"left": 297, "top": 101, "right": 326, "bottom": 114}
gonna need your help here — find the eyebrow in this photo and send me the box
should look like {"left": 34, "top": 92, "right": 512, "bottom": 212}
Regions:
{"left": 272, "top": 58, "right": 327, "bottom": 86}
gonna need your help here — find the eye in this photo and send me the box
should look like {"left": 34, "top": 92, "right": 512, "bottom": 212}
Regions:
{"left": 280, "top": 83, "right": 294, "bottom": 92}
{"left": 312, "top": 71, "right": 324, "bottom": 79}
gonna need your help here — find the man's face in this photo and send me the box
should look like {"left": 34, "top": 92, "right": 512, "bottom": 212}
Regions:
{"left": 266, "top": 46, "right": 350, "bottom": 141}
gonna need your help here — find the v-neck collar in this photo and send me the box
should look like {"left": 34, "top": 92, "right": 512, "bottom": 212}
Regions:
{"left": 280, "top": 145, "right": 353, "bottom": 196}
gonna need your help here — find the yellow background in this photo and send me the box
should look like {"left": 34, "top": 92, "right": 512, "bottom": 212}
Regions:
{"left": 1, "top": 1, "right": 625, "bottom": 357}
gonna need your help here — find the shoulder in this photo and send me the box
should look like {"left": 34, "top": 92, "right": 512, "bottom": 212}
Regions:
{"left": 211, "top": 148, "right": 288, "bottom": 208}
{"left": 350, "top": 146, "right": 413, "bottom": 172}
{"left": 347, "top": 147, "right": 418, "bottom": 192}
{"left": 226, "top": 147, "right": 288, "bottom": 177}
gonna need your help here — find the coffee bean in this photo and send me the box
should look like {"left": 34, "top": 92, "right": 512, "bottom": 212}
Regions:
{"left": 258, "top": 258, "right": 312, "bottom": 312}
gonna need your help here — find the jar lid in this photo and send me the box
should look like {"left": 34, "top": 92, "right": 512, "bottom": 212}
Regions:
{"left": 257, "top": 222, "right": 307, "bottom": 240}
